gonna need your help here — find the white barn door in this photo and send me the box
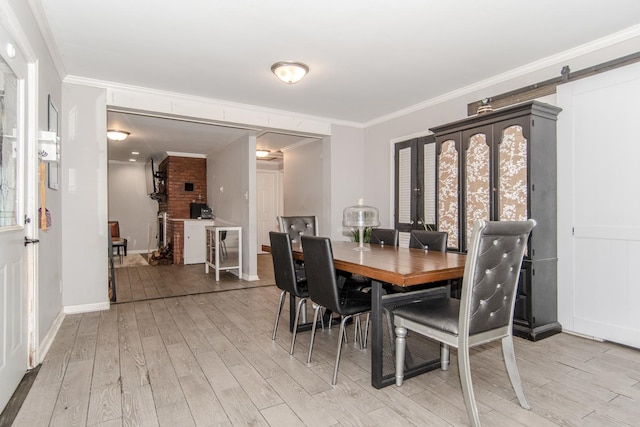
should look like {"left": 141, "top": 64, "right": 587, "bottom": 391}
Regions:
{"left": 557, "top": 61, "right": 640, "bottom": 348}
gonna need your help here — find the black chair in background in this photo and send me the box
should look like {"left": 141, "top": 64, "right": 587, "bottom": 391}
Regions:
{"left": 301, "top": 235, "right": 371, "bottom": 385}
{"left": 409, "top": 229, "right": 448, "bottom": 252}
{"left": 394, "top": 219, "right": 536, "bottom": 427}
{"left": 277, "top": 215, "right": 318, "bottom": 244}
{"left": 270, "top": 232, "right": 310, "bottom": 355}
{"left": 370, "top": 228, "right": 399, "bottom": 246}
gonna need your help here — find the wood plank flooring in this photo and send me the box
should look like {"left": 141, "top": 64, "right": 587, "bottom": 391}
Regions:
{"left": 13, "top": 256, "right": 640, "bottom": 426}
{"left": 114, "top": 254, "right": 275, "bottom": 303}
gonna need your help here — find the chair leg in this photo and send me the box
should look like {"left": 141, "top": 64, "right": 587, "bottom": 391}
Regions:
{"left": 394, "top": 326, "right": 407, "bottom": 386}
{"left": 363, "top": 313, "right": 370, "bottom": 348}
{"left": 354, "top": 314, "right": 364, "bottom": 350}
{"left": 458, "top": 343, "right": 481, "bottom": 427}
{"left": 502, "top": 336, "right": 531, "bottom": 410}
{"left": 441, "top": 343, "right": 450, "bottom": 371}
{"left": 307, "top": 304, "right": 322, "bottom": 363}
{"left": 332, "top": 315, "right": 352, "bottom": 385}
{"left": 290, "top": 297, "right": 307, "bottom": 355}
{"left": 272, "top": 290, "right": 287, "bottom": 340}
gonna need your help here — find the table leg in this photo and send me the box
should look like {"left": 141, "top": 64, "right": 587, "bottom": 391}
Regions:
{"left": 371, "top": 280, "right": 384, "bottom": 388}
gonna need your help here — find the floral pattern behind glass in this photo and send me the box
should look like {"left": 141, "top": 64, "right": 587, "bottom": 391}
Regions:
{"left": 499, "top": 125, "right": 528, "bottom": 221}
{"left": 465, "top": 133, "right": 490, "bottom": 247}
{"left": 438, "top": 140, "right": 458, "bottom": 249}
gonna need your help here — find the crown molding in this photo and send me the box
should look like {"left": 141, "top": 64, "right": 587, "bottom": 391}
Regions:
{"left": 365, "top": 23, "right": 640, "bottom": 128}
{"left": 27, "top": 0, "right": 66, "bottom": 80}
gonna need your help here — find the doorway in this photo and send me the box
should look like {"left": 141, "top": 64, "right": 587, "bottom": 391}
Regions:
{"left": 106, "top": 110, "right": 311, "bottom": 302}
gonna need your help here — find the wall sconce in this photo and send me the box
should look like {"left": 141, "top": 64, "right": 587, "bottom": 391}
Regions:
{"left": 271, "top": 61, "right": 309, "bottom": 84}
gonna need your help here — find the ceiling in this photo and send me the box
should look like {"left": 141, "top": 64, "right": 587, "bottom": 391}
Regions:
{"left": 106, "top": 110, "right": 310, "bottom": 163}
{"left": 34, "top": 0, "right": 640, "bottom": 161}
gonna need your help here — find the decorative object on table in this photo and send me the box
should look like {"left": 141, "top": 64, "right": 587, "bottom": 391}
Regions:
{"left": 350, "top": 226, "right": 372, "bottom": 244}
{"left": 342, "top": 199, "right": 380, "bottom": 251}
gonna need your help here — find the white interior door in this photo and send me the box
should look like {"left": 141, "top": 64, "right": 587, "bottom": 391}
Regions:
{"left": 257, "top": 170, "right": 280, "bottom": 252}
{"left": 0, "top": 21, "right": 34, "bottom": 411}
{"left": 557, "top": 62, "right": 640, "bottom": 349}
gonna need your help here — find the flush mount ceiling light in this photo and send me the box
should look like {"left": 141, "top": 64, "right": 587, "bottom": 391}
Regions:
{"left": 271, "top": 61, "right": 309, "bottom": 84}
{"left": 256, "top": 149, "right": 271, "bottom": 158}
{"left": 107, "top": 129, "right": 130, "bottom": 141}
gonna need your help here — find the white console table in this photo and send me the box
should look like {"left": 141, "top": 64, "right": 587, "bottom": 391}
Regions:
{"left": 205, "top": 223, "right": 242, "bottom": 281}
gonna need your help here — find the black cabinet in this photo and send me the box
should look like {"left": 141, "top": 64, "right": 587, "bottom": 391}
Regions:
{"left": 430, "top": 101, "right": 562, "bottom": 340}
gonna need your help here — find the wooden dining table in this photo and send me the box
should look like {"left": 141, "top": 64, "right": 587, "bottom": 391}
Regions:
{"left": 264, "top": 240, "right": 467, "bottom": 388}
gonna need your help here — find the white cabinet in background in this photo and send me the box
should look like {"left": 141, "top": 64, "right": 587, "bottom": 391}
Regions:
{"left": 183, "top": 220, "right": 215, "bottom": 264}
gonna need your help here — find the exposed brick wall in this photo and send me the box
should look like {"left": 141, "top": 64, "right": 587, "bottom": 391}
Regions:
{"left": 158, "top": 156, "right": 207, "bottom": 219}
{"left": 157, "top": 156, "right": 207, "bottom": 265}
{"left": 169, "top": 220, "right": 184, "bottom": 265}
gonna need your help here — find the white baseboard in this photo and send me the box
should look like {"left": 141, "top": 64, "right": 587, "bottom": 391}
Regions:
{"left": 64, "top": 301, "right": 110, "bottom": 315}
{"left": 243, "top": 273, "right": 260, "bottom": 281}
{"left": 127, "top": 249, "right": 151, "bottom": 254}
{"left": 562, "top": 329, "right": 605, "bottom": 342}
{"left": 37, "top": 308, "right": 65, "bottom": 364}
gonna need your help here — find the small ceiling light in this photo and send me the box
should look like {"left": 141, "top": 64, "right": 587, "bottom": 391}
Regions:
{"left": 131, "top": 151, "right": 139, "bottom": 155}
{"left": 107, "top": 129, "right": 130, "bottom": 141}
{"left": 271, "top": 61, "right": 309, "bottom": 84}
{"left": 129, "top": 159, "right": 136, "bottom": 162}
{"left": 256, "top": 149, "right": 271, "bottom": 158}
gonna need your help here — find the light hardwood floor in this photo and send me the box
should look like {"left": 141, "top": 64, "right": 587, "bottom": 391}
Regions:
{"left": 114, "top": 253, "right": 275, "bottom": 303}
{"left": 13, "top": 257, "right": 640, "bottom": 426}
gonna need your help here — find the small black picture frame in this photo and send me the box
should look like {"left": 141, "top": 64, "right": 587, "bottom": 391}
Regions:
{"left": 184, "top": 182, "right": 194, "bottom": 192}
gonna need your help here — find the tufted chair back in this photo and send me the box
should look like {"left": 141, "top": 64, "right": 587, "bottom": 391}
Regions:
{"left": 370, "top": 228, "right": 399, "bottom": 246}
{"left": 278, "top": 216, "right": 318, "bottom": 244}
{"left": 460, "top": 219, "right": 536, "bottom": 336}
{"left": 409, "top": 230, "right": 448, "bottom": 252}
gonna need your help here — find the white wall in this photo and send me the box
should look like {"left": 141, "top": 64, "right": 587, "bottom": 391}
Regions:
{"left": 108, "top": 161, "right": 158, "bottom": 252}
{"left": 328, "top": 125, "right": 365, "bottom": 240}
{"left": 207, "top": 135, "right": 256, "bottom": 279}
{"left": 282, "top": 140, "right": 325, "bottom": 232}
{"left": 61, "top": 83, "right": 109, "bottom": 311}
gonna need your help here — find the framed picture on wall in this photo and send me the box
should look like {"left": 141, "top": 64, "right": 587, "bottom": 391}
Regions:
{"left": 47, "top": 94, "right": 59, "bottom": 190}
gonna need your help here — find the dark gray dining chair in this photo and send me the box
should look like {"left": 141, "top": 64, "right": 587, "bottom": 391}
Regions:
{"left": 370, "top": 228, "right": 399, "bottom": 246}
{"left": 277, "top": 216, "right": 318, "bottom": 244}
{"left": 270, "top": 231, "right": 310, "bottom": 355}
{"left": 394, "top": 219, "right": 536, "bottom": 427}
{"left": 409, "top": 229, "right": 448, "bottom": 252}
{"left": 301, "top": 235, "right": 371, "bottom": 385}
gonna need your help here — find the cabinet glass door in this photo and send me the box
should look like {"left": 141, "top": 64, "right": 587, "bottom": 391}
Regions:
{"left": 498, "top": 124, "right": 528, "bottom": 221}
{"left": 437, "top": 138, "right": 459, "bottom": 250}
{"left": 463, "top": 129, "right": 491, "bottom": 249}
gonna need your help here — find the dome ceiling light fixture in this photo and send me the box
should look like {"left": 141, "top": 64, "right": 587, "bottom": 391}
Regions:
{"left": 271, "top": 61, "right": 309, "bottom": 84}
{"left": 256, "top": 149, "right": 271, "bottom": 158}
{"left": 107, "top": 129, "right": 130, "bottom": 141}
